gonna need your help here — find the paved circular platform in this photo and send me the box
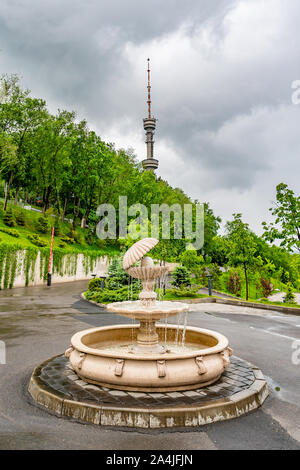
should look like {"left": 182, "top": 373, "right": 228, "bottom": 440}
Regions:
{"left": 28, "top": 354, "right": 269, "bottom": 428}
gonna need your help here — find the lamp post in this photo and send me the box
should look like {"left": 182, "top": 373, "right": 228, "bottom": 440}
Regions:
{"left": 205, "top": 268, "right": 213, "bottom": 296}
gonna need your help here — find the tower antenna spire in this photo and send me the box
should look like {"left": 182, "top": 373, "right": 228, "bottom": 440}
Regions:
{"left": 147, "top": 58, "right": 151, "bottom": 118}
{"left": 142, "top": 58, "right": 158, "bottom": 171}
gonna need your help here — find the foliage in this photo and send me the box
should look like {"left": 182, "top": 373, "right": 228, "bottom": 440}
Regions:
{"left": 171, "top": 265, "right": 192, "bottom": 288}
{"left": 35, "top": 215, "right": 49, "bottom": 234}
{"left": 260, "top": 277, "right": 274, "bottom": 298}
{"left": 88, "top": 277, "right": 104, "bottom": 291}
{"left": 283, "top": 284, "right": 296, "bottom": 304}
{"left": 60, "top": 235, "right": 75, "bottom": 244}
{"left": 227, "top": 271, "right": 242, "bottom": 296}
{"left": 180, "top": 250, "right": 204, "bottom": 278}
{"left": 3, "top": 207, "right": 15, "bottom": 227}
{"left": 225, "top": 213, "right": 257, "bottom": 300}
{"left": 106, "top": 257, "right": 132, "bottom": 290}
{"left": 53, "top": 216, "right": 61, "bottom": 236}
{"left": 0, "top": 226, "right": 20, "bottom": 238}
{"left": 262, "top": 183, "right": 300, "bottom": 252}
{"left": 166, "top": 286, "right": 200, "bottom": 298}
{"left": 15, "top": 209, "right": 26, "bottom": 226}
{"left": 85, "top": 285, "right": 139, "bottom": 304}
{"left": 28, "top": 233, "right": 48, "bottom": 247}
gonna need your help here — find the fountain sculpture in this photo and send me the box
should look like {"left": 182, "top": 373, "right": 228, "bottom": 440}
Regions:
{"left": 65, "top": 238, "right": 233, "bottom": 392}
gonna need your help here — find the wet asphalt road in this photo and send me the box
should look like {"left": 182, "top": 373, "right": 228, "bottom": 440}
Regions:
{"left": 0, "top": 280, "right": 299, "bottom": 450}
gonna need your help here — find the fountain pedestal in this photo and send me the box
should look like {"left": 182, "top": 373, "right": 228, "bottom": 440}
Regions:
{"left": 133, "top": 319, "right": 164, "bottom": 354}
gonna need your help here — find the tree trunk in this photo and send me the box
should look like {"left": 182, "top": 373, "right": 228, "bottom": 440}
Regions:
{"left": 81, "top": 216, "right": 87, "bottom": 229}
{"left": 62, "top": 197, "right": 68, "bottom": 223}
{"left": 43, "top": 186, "right": 52, "bottom": 214}
{"left": 14, "top": 188, "right": 19, "bottom": 205}
{"left": 56, "top": 188, "right": 61, "bottom": 214}
{"left": 244, "top": 262, "right": 249, "bottom": 301}
{"left": 72, "top": 198, "right": 81, "bottom": 229}
{"left": 3, "top": 172, "right": 13, "bottom": 211}
{"left": 81, "top": 206, "right": 91, "bottom": 229}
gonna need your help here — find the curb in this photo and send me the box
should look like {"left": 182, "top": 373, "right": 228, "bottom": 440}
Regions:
{"left": 28, "top": 355, "right": 269, "bottom": 429}
{"left": 81, "top": 292, "right": 300, "bottom": 315}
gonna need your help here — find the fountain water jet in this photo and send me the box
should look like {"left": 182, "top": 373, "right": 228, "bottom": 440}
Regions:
{"left": 65, "top": 238, "right": 233, "bottom": 392}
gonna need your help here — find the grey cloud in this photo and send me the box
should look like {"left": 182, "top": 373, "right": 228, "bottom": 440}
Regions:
{"left": 0, "top": 0, "right": 299, "bottom": 232}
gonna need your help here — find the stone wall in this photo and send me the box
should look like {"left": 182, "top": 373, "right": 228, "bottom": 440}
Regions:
{"left": 2, "top": 250, "right": 109, "bottom": 289}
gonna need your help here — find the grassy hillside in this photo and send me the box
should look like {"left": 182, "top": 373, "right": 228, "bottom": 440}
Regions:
{"left": 0, "top": 203, "right": 119, "bottom": 258}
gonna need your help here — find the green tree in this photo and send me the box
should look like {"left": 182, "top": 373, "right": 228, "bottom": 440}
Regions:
{"left": 262, "top": 183, "right": 300, "bottom": 252}
{"left": 226, "top": 213, "right": 257, "bottom": 300}
{"left": 171, "top": 266, "right": 192, "bottom": 288}
{"left": 0, "top": 75, "right": 48, "bottom": 209}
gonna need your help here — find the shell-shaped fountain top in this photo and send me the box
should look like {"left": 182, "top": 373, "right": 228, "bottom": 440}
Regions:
{"left": 123, "top": 238, "right": 159, "bottom": 270}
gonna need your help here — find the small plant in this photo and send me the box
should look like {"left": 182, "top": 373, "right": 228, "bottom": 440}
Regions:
{"left": 227, "top": 271, "right": 241, "bottom": 296}
{"left": 35, "top": 215, "right": 49, "bottom": 234}
{"left": 0, "top": 227, "right": 20, "bottom": 238}
{"left": 283, "top": 284, "right": 296, "bottom": 304}
{"left": 3, "top": 208, "right": 15, "bottom": 227}
{"left": 88, "top": 278, "right": 104, "bottom": 291}
{"left": 260, "top": 277, "right": 274, "bottom": 298}
{"left": 171, "top": 266, "right": 192, "bottom": 288}
{"left": 15, "top": 210, "right": 26, "bottom": 226}
{"left": 28, "top": 234, "right": 47, "bottom": 247}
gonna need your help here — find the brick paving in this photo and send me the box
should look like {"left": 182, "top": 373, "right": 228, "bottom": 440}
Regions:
{"left": 36, "top": 355, "right": 254, "bottom": 408}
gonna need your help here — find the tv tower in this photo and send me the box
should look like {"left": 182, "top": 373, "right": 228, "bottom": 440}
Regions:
{"left": 142, "top": 58, "right": 158, "bottom": 171}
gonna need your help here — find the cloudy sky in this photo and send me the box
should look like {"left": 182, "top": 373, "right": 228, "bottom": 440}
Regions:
{"left": 1, "top": 0, "right": 299, "bottom": 233}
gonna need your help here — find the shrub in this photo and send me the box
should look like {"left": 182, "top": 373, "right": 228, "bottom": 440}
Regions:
{"left": 73, "top": 230, "right": 85, "bottom": 245}
{"left": 28, "top": 234, "right": 47, "bottom": 247}
{"left": 0, "top": 227, "right": 20, "bottom": 238}
{"left": 260, "top": 277, "right": 274, "bottom": 298}
{"left": 3, "top": 208, "right": 15, "bottom": 227}
{"left": 284, "top": 284, "right": 296, "bottom": 304}
{"left": 86, "top": 285, "right": 139, "bottom": 303}
{"left": 106, "top": 257, "right": 130, "bottom": 289}
{"left": 171, "top": 266, "right": 191, "bottom": 288}
{"left": 15, "top": 210, "right": 26, "bottom": 226}
{"left": 96, "top": 238, "right": 106, "bottom": 249}
{"left": 67, "top": 227, "right": 76, "bottom": 239}
{"left": 58, "top": 241, "right": 67, "bottom": 248}
{"left": 227, "top": 271, "right": 241, "bottom": 296}
{"left": 167, "top": 286, "right": 199, "bottom": 298}
{"left": 35, "top": 215, "right": 49, "bottom": 234}
{"left": 85, "top": 229, "right": 95, "bottom": 246}
{"left": 88, "top": 278, "right": 104, "bottom": 291}
{"left": 60, "top": 235, "right": 75, "bottom": 244}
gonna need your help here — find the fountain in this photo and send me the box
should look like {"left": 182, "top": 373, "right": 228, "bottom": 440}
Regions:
{"left": 65, "top": 238, "right": 233, "bottom": 392}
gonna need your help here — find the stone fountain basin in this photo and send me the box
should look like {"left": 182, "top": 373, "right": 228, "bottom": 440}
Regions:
{"left": 126, "top": 265, "right": 169, "bottom": 280}
{"left": 67, "top": 325, "right": 232, "bottom": 392}
{"left": 106, "top": 300, "right": 189, "bottom": 320}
